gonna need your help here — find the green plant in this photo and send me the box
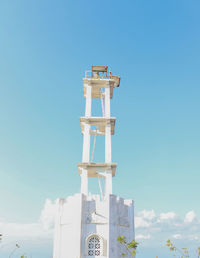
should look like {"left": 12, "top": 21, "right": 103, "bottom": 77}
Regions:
{"left": 20, "top": 254, "right": 28, "bottom": 258}
{"left": 117, "top": 235, "right": 138, "bottom": 257}
{"left": 166, "top": 240, "right": 200, "bottom": 258}
{"left": 166, "top": 239, "right": 189, "bottom": 257}
{"left": 198, "top": 247, "right": 200, "bottom": 258}
{"left": 197, "top": 247, "right": 200, "bottom": 258}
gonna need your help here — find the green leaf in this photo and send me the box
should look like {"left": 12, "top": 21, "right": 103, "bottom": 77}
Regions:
{"left": 117, "top": 235, "right": 127, "bottom": 244}
{"left": 128, "top": 240, "right": 139, "bottom": 249}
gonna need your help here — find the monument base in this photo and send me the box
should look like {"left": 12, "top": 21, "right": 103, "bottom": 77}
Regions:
{"left": 53, "top": 193, "right": 135, "bottom": 258}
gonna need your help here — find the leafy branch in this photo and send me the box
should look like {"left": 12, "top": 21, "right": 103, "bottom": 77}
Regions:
{"left": 166, "top": 240, "right": 200, "bottom": 258}
{"left": 117, "top": 235, "right": 138, "bottom": 257}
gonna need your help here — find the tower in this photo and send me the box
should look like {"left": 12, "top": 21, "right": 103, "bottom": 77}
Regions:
{"left": 79, "top": 65, "right": 118, "bottom": 197}
{"left": 53, "top": 66, "right": 135, "bottom": 258}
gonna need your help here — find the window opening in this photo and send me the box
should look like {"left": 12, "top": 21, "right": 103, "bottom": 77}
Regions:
{"left": 88, "top": 236, "right": 101, "bottom": 256}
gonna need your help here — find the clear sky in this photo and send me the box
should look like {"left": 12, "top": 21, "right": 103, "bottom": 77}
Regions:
{"left": 0, "top": 0, "right": 200, "bottom": 257}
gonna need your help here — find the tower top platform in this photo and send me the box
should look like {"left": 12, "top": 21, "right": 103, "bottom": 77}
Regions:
{"left": 83, "top": 66, "right": 120, "bottom": 99}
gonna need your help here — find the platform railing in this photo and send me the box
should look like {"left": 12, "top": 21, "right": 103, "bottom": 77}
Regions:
{"left": 84, "top": 70, "right": 111, "bottom": 79}
{"left": 84, "top": 70, "right": 120, "bottom": 87}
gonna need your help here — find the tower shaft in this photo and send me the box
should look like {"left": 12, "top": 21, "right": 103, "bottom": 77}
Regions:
{"left": 79, "top": 66, "right": 120, "bottom": 198}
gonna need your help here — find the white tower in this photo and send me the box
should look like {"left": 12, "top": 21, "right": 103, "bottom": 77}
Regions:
{"left": 53, "top": 66, "right": 135, "bottom": 258}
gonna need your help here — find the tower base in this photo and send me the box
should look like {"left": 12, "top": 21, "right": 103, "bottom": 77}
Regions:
{"left": 53, "top": 193, "right": 135, "bottom": 258}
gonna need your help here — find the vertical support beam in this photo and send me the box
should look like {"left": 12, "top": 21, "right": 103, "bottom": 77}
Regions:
{"left": 105, "top": 85, "right": 112, "bottom": 197}
{"left": 105, "top": 123, "right": 112, "bottom": 163}
{"left": 105, "top": 170, "right": 112, "bottom": 197}
{"left": 82, "top": 123, "right": 90, "bottom": 162}
{"left": 85, "top": 84, "right": 92, "bottom": 117}
{"left": 81, "top": 169, "right": 88, "bottom": 195}
{"left": 81, "top": 84, "right": 92, "bottom": 196}
{"left": 105, "top": 86, "right": 110, "bottom": 118}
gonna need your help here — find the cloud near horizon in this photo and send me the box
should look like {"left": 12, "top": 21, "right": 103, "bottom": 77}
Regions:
{"left": 135, "top": 209, "right": 200, "bottom": 245}
{"left": 0, "top": 199, "right": 56, "bottom": 240}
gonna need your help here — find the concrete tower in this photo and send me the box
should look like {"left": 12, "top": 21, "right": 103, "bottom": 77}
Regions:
{"left": 53, "top": 66, "right": 135, "bottom": 258}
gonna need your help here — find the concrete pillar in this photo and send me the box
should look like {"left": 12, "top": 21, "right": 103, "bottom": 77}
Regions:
{"left": 105, "top": 170, "right": 112, "bottom": 197}
{"left": 85, "top": 84, "right": 92, "bottom": 117}
{"left": 105, "top": 86, "right": 112, "bottom": 197}
{"left": 82, "top": 123, "right": 90, "bottom": 162}
{"left": 81, "top": 169, "right": 88, "bottom": 195}
{"left": 105, "top": 86, "right": 110, "bottom": 118}
{"left": 105, "top": 123, "right": 112, "bottom": 163}
{"left": 81, "top": 84, "right": 91, "bottom": 196}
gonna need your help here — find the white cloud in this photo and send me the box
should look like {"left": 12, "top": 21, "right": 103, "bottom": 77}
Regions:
{"left": 135, "top": 209, "right": 156, "bottom": 228}
{"left": 135, "top": 217, "right": 151, "bottom": 228}
{"left": 136, "top": 234, "right": 151, "bottom": 240}
{"left": 0, "top": 199, "right": 56, "bottom": 240}
{"left": 184, "top": 211, "right": 196, "bottom": 223}
{"left": 159, "top": 212, "right": 177, "bottom": 220}
{"left": 172, "top": 234, "right": 182, "bottom": 239}
{"left": 0, "top": 222, "right": 48, "bottom": 238}
{"left": 138, "top": 210, "right": 156, "bottom": 220}
{"left": 40, "top": 199, "right": 56, "bottom": 230}
{"left": 135, "top": 209, "right": 200, "bottom": 248}
{"left": 188, "top": 235, "right": 200, "bottom": 241}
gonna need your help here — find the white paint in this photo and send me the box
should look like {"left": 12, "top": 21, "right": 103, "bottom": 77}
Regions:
{"left": 82, "top": 84, "right": 91, "bottom": 163}
{"left": 105, "top": 87, "right": 110, "bottom": 118}
{"left": 105, "top": 170, "right": 112, "bottom": 197}
{"left": 105, "top": 124, "right": 112, "bottom": 163}
{"left": 85, "top": 84, "right": 92, "bottom": 117}
{"left": 81, "top": 169, "right": 88, "bottom": 195}
{"left": 82, "top": 123, "right": 90, "bottom": 163}
{"left": 53, "top": 194, "right": 135, "bottom": 258}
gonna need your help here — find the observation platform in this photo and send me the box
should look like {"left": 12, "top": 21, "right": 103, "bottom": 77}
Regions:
{"left": 77, "top": 162, "right": 117, "bottom": 177}
{"left": 80, "top": 117, "right": 116, "bottom": 135}
{"left": 83, "top": 66, "right": 120, "bottom": 99}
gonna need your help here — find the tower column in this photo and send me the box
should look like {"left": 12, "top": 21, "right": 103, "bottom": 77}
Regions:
{"left": 82, "top": 123, "right": 90, "bottom": 162}
{"left": 105, "top": 123, "right": 112, "bottom": 163}
{"left": 81, "top": 123, "right": 90, "bottom": 195}
{"left": 105, "top": 85, "right": 112, "bottom": 164}
{"left": 105, "top": 86, "right": 110, "bottom": 117}
{"left": 81, "top": 168, "right": 88, "bottom": 195}
{"left": 105, "top": 122, "right": 112, "bottom": 196}
{"left": 85, "top": 84, "right": 92, "bottom": 117}
{"left": 105, "top": 170, "right": 112, "bottom": 196}
{"left": 81, "top": 84, "right": 91, "bottom": 195}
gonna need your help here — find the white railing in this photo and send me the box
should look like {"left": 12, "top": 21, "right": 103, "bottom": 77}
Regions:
{"left": 85, "top": 70, "right": 111, "bottom": 79}
{"left": 84, "top": 70, "right": 120, "bottom": 87}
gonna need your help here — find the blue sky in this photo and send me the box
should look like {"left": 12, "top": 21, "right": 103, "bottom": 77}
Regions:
{"left": 0, "top": 0, "right": 200, "bottom": 257}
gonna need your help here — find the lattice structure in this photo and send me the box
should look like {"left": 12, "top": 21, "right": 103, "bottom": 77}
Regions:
{"left": 88, "top": 236, "right": 101, "bottom": 256}
{"left": 78, "top": 66, "right": 120, "bottom": 197}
